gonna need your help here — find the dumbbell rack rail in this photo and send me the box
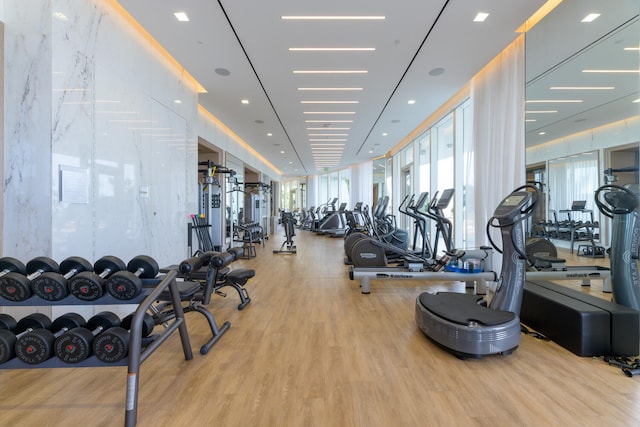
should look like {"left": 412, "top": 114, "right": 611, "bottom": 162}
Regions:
{"left": 0, "top": 269, "right": 193, "bottom": 427}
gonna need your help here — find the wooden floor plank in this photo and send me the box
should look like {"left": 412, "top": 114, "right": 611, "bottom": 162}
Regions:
{"left": 0, "top": 229, "right": 638, "bottom": 426}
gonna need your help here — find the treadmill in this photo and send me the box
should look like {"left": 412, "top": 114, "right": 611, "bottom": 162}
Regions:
{"left": 416, "top": 185, "right": 538, "bottom": 358}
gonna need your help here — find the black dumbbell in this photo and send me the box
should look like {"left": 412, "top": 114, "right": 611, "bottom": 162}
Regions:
{"left": 93, "top": 312, "right": 155, "bottom": 363}
{"left": 31, "top": 257, "right": 93, "bottom": 301}
{"left": 105, "top": 256, "right": 159, "bottom": 300}
{"left": 0, "top": 313, "right": 52, "bottom": 364}
{"left": 0, "top": 313, "right": 18, "bottom": 332}
{"left": 0, "top": 257, "right": 58, "bottom": 302}
{"left": 0, "top": 257, "right": 27, "bottom": 280}
{"left": 54, "top": 311, "right": 120, "bottom": 363}
{"left": 68, "top": 256, "right": 126, "bottom": 301}
{"left": 14, "top": 313, "right": 86, "bottom": 364}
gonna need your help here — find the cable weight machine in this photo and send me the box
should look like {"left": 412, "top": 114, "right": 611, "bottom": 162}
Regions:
{"left": 194, "top": 161, "right": 235, "bottom": 252}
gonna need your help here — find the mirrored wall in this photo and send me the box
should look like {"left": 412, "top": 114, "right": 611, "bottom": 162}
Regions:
{"left": 525, "top": 0, "right": 639, "bottom": 247}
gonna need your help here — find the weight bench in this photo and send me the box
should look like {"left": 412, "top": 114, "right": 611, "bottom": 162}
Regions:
{"left": 155, "top": 280, "right": 230, "bottom": 355}
{"left": 156, "top": 248, "right": 255, "bottom": 354}
{"left": 521, "top": 280, "right": 639, "bottom": 357}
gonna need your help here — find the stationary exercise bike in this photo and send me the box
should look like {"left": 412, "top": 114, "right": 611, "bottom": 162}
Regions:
{"left": 416, "top": 185, "right": 539, "bottom": 358}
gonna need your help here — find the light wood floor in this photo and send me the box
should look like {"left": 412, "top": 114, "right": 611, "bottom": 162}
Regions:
{"left": 0, "top": 229, "right": 639, "bottom": 427}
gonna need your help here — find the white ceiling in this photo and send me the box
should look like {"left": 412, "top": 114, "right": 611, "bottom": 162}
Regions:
{"left": 116, "top": 0, "right": 638, "bottom": 177}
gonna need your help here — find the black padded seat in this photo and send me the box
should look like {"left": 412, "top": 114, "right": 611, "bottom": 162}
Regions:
{"left": 418, "top": 292, "right": 516, "bottom": 326}
{"left": 159, "top": 281, "right": 201, "bottom": 301}
{"left": 226, "top": 268, "right": 255, "bottom": 286}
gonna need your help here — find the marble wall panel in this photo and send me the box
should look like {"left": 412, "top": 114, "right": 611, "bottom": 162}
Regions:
{"left": 2, "top": 3, "right": 53, "bottom": 259}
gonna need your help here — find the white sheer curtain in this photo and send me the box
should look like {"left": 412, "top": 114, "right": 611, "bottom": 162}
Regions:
{"left": 349, "top": 160, "right": 374, "bottom": 210}
{"left": 471, "top": 35, "right": 526, "bottom": 254}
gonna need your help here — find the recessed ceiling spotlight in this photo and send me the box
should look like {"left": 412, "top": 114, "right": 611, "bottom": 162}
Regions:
{"left": 255, "top": 120, "right": 264, "bottom": 124}
{"left": 581, "top": 13, "right": 601, "bottom": 23}
{"left": 369, "top": 150, "right": 374, "bottom": 154}
{"left": 53, "top": 12, "right": 69, "bottom": 21}
{"left": 241, "top": 99, "right": 249, "bottom": 104}
{"left": 473, "top": 12, "right": 489, "bottom": 22}
{"left": 538, "top": 131, "right": 546, "bottom": 136}
{"left": 429, "top": 67, "right": 445, "bottom": 76}
{"left": 267, "top": 133, "right": 273, "bottom": 136}
{"left": 382, "top": 133, "right": 388, "bottom": 136}
{"left": 173, "top": 100, "right": 182, "bottom": 104}
{"left": 408, "top": 100, "right": 416, "bottom": 105}
{"left": 174, "top": 12, "right": 189, "bottom": 22}
{"left": 280, "top": 150, "right": 285, "bottom": 154}
{"left": 215, "top": 68, "right": 230, "bottom": 76}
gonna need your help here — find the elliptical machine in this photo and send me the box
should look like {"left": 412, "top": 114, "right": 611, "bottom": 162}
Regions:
{"left": 415, "top": 185, "right": 539, "bottom": 358}
{"left": 594, "top": 184, "right": 639, "bottom": 310}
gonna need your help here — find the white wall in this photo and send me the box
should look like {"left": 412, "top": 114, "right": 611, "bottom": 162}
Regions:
{"left": 2, "top": 0, "right": 280, "bottom": 269}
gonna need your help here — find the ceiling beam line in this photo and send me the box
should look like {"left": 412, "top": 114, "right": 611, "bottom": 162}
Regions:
{"left": 217, "top": 0, "right": 308, "bottom": 174}
{"left": 356, "top": 0, "right": 451, "bottom": 156}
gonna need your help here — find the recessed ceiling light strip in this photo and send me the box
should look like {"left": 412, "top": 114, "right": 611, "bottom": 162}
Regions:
{"left": 303, "top": 111, "right": 355, "bottom": 115}
{"left": 282, "top": 16, "right": 385, "bottom": 20}
{"left": 299, "top": 88, "right": 363, "bottom": 91}
{"left": 301, "top": 101, "right": 359, "bottom": 104}
{"left": 305, "top": 120, "right": 353, "bottom": 123}
{"left": 550, "top": 86, "right": 614, "bottom": 90}
{"left": 289, "top": 47, "right": 375, "bottom": 52}
{"left": 526, "top": 99, "right": 582, "bottom": 103}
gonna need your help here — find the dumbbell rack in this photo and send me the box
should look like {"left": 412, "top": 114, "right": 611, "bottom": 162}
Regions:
{"left": 0, "top": 269, "right": 193, "bottom": 427}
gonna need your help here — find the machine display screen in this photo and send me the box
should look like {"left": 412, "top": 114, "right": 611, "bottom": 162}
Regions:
{"left": 502, "top": 195, "right": 526, "bottom": 206}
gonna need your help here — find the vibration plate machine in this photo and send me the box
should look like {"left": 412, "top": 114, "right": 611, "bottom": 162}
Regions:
{"left": 416, "top": 185, "right": 538, "bottom": 358}
{"left": 595, "top": 184, "right": 640, "bottom": 310}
